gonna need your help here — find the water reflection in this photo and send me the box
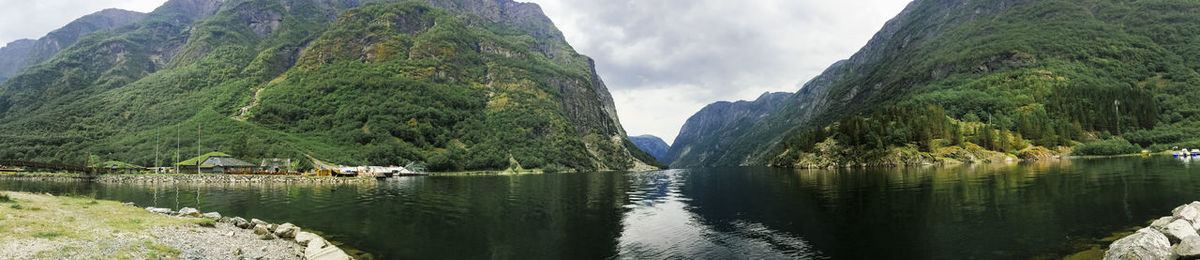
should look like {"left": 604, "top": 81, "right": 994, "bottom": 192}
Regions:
{"left": 3, "top": 157, "right": 1200, "bottom": 259}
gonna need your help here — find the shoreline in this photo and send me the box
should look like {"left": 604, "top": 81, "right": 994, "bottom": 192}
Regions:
{"left": 1104, "top": 201, "right": 1200, "bottom": 259}
{"left": 0, "top": 173, "right": 380, "bottom": 184}
{"left": 0, "top": 191, "right": 357, "bottom": 259}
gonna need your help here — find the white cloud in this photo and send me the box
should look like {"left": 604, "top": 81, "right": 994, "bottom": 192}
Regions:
{"left": 0, "top": 0, "right": 167, "bottom": 44}
{"left": 525, "top": 0, "right": 912, "bottom": 144}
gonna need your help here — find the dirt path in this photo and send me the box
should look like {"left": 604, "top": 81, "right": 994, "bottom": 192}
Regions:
{"left": 233, "top": 88, "right": 266, "bottom": 121}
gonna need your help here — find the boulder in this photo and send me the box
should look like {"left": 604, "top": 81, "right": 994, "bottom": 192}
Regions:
{"left": 253, "top": 224, "right": 271, "bottom": 236}
{"left": 1175, "top": 204, "right": 1200, "bottom": 222}
{"left": 306, "top": 236, "right": 329, "bottom": 256}
{"left": 1175, "top": 236, "right": 1200, "bottom": 258}
{"left": 268, "top": 224, "right": 278, "bottom": 233}
{"left": 178, "top": 207, "right": 201, "bottom": 217}
{"left": 231, "top": 217, "right": 253, "bottom": 229}
{"left": 1151, "top": 216, "right": 1176, "bottom": 229}
{"left": 145, "top": 207, "right": 172, "bottom": 214}
{"left": 306, "top": 245, "right": 352, "bottom": 260}
{"left": 201, "top": 212, "right": 221, "bottom": 220}
{"left": 295, "top": 232, "right": 318, "bottom": 245}
{"left": 251, "top": 218, "right": 268, "bottom": 227}
{"left": 1104, "top": 228, "right": 1172, "bottom": 260}
{"left": 1164, "top": 219, "right": 1199, "bottom": 242}
{"left": 274, "top": 223, "right": 299, "bottom": 238}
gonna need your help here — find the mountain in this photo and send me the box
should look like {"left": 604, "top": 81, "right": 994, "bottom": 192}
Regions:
{"left": 683, "top": 0, "right": 1200, "bottom": 168}
{"left": 668, "top": 92, "right": 791, "bottom": 168}
{"left": 0, "top": 0, "right": 660, "bottom": 172}
{"left": 0, "top": 9, "right": 146, "bottom": 83}
{"left": 628, "top": 135, "right": 669, "bottom": 164}
{"left": 0, "top": 40, "right": 35, "bottom": 82}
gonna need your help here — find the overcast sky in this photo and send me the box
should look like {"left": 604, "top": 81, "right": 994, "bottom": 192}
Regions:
{"left": 0, "top": 0, "right": 912, "bottom": 144}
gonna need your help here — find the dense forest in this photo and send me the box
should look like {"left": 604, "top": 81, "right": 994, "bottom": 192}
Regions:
{"left": 673, "top": 0, "right": 1200, "bottom": 168}
{"left": 0, "top": 0, "right": 662, "bottom": 172}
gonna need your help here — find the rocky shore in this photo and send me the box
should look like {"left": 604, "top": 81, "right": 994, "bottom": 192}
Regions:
{"left": 1105, "top": 201, "right": 1200, "bottom": 259}
{"left": 0, "top": 173, "right": 377, "bottom": 184}
{"left": 141, "top": 206, "right": 354, "bottom": 260}
{"left": 0, "top": 191, "right": 356, "bottom": 259}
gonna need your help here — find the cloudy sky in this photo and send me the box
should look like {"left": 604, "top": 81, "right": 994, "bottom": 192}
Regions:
{"left": 0, "top": 0, "right": 912, "bottom": 144}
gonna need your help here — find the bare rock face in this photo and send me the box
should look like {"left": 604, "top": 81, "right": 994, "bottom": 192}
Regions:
{"left": 1104, "top": 228, "right": 1172, "bottom": 260}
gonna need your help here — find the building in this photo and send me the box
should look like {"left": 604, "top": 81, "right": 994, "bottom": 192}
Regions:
{"left": 177, "top": 152, "right": 258, "bottom": 174}
{"left": 261, "top": 158, "right": 291, "bottom": 173}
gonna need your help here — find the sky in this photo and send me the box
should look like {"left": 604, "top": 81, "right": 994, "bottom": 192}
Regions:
{"left": 0, "top": 0, "right": 166, "bottom": 44}
{"left": 0, "top": 0, "right": 912, "bottom": 144}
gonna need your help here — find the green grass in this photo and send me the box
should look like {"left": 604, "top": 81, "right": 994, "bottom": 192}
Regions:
{"left": 33, "top": 231, "right": 64, "bottom": 239}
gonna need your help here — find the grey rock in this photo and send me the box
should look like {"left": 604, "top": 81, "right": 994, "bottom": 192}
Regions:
{"left": 307, "top": 245, "right": 352, "bottom": 260}
{"left": 201, "top": 212, "right": 222, "bottom": 220}
{"left": 231, "top": 217, "right": 253, "bottom": 229}
{"left": 1175, "top": 236, "right": 1200, "bottom": 258}
{"left": 122, "top": 202, "right": 135, "bottom": 207}
{"left": 178, "top": 207, "right": 201, "bottom": 217}
{"left": 1165, "top": 219, "right": 1200, "bottom": 241}
{"left": 251, "top": 218, "right": 268, "bottom": 227}
{"left": 253, "top": 224, "right": 271, "bottom": 236}
{"left": 145, "top": 207, "right": 172, "bottom": 214}
{"left": 1175, "top": 204, "right": 1200, "bottom": 222}
{"left": 295, "top": 231, "right": 318, "bottom": 245}
{"left": 1151, "top": 216, "right": 1176, "bottom": 229}
{"left": 274, "top": 223, "right": 298, "bottom": 239}
{"left": 1104, "top": 228, "right": 1172, "bottom": 260}
{"left": 267, "top": 224, "right": 278, "bottom": 233}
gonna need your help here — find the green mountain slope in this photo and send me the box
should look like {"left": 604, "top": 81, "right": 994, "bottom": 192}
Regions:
{"left": 0, "top": 0, "right": 660, "bottom": 172}
{"left": 679, "top": 0, "right": 1200, "bottom": 168}
{"left": 0, "top": 9, "right": 147, "bottom": 83}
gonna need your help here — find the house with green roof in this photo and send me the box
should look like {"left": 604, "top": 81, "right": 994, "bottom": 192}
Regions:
{"left": 176, "top": 152, "right": 257, "bottom": 174}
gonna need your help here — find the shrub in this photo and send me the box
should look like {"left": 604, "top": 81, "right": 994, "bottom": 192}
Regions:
{"left": 1073, "top": 139, "right": 1141, "bottom": 156}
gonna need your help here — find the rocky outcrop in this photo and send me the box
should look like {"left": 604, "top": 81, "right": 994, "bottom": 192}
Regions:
{"left": 1106, "top": 201, "right": 1200, "bottom": 259}
{"left": 668, "top": 92, "right": 793, "bottom": 167}
{"left": 629, "top": 135, "right": 671, "bottom": 164}
{"left": 1106, "top": 227, "right": 1172, "bottom": 260}
{"left": 141, "top": 204, "right": 356, "bottom": 259}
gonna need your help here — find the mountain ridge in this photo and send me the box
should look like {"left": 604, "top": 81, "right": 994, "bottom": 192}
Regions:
{"left": 0, "top": 8, "right": 146, "bottom": 83}
{"left": 0, "top": 0, "right": 660, "bottom": 172}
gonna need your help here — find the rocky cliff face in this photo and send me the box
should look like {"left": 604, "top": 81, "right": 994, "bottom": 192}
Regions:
{"left": 0, "top": 9, "right": 146, "bottom": 82}
{"left": 0, "top": 40, "right": 35, "bottom": 82}
{"left": 668, "top": 92, "right": 791, "bottom": 168}
{"left": 682, "top": 0, "right": 1200, "bottom": 167}
{"left": 0, "top": 0, "right": 658, "bottom": 172}
{"left": 629, "top": 135, "right": 670, "bottom": 164}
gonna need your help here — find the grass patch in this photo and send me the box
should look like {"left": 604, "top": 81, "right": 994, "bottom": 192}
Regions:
{"left": 0, "top": 193, "right": 10, "bottom": 202}
{"left": 33, "top": 231, "right": 64, "bottom": 239}
{"left": 189, "top": 218, "right": 216, "bottom": 227}
{"left": 0, "top": 191, "right": 201, "bottom": 243}
{"left": 140, "top": 240, "right": 181, "bottom": 258}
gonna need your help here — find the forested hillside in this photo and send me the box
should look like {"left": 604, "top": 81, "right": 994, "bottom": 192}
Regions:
{"left": 0, "top": 9, "right": 146, "bottom": 82}
{"left": 0, "top": 0, "right": 660, "bottom": 172}
{"left": 675, "top": 0, "right": 1200, "bottom": 168}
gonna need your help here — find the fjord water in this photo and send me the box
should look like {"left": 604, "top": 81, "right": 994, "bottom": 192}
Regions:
{"left": 3, "top": 157, "right": 1200, "bottom": 259}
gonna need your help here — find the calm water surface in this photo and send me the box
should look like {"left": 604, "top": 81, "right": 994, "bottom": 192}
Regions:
{"left": 4, "top": 157, "right": 1200, "bottom": 259}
